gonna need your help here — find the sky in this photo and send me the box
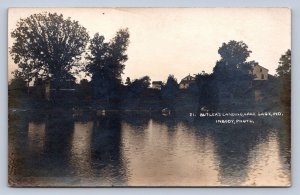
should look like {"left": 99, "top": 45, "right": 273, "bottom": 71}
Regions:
{"left": 8, "top": 8, "right": 291, "bottom": 83}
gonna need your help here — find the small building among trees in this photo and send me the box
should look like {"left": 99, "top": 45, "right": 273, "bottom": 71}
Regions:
{"left": 250, "top": 63, "right": 269, "bottom": 101}
{"left": 251, "top": 63, "right": 269, "bottom": 80}
{"left": 152, "top": 81, "right": 163, "bottom": 90}
{"left": 179, "top": 74, "right": 195, "bottom": 89}
{"left": 44, "top": 77, "right": 77, "bottom": 102}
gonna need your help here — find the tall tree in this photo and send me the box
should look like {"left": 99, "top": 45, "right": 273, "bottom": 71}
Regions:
{"left": 161, "top": 75, "right": 178, "bottom": 110}
{"left": 213, "top": 40, "right": 254, "bottom": 108}
{"left": 86, "top": 29, "right": 130, "bottom": 101}
{"left": 10, "top": 12, "right": 89, "bottom": 86}
{"left": 276, "top": 49, "right": 291, "bottom": 109}
{"left": 107, "top": 28, "right": 130, "bottom": 82}
{"left": 276, "top": 49, "right": 291, "bottom": 78}
{"left": 161, "top": 75, "right": 178, "bottom": 99}
{"left": 85, "top": 33, "right": 110, "bottom": 98}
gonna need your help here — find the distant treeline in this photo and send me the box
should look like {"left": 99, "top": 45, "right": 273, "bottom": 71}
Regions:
{"left": 8, "top": 12, "right": 291, "bottom": 114}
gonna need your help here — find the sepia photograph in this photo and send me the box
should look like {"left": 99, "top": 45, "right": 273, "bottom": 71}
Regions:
{"left": 8, "top": 8, "right": 291, "bottom": 187}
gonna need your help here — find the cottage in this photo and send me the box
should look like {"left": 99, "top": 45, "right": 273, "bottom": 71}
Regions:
{"left": 179, "top": 74, "right": 195, "bottom": 89}
{"left": 251, "top": 63, "right": 269, "bottom": 80}
{"left": 152, "top": 81, "right": 163, "bottom": 90}
{"left": 249, "top": 63, "right": 269, "bottom": 101}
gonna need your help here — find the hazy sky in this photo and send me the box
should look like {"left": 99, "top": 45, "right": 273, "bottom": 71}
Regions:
{"left": 8, "top": 8, "right": 291, "bottom": 82}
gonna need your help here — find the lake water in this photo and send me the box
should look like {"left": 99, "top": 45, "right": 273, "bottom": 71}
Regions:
{"left": 8, "top": 111, "right": 291, "bottom": 187}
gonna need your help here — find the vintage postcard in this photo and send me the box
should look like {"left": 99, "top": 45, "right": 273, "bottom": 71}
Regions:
{"left": 8, "top": 8, "right": 291, "bottom": 187}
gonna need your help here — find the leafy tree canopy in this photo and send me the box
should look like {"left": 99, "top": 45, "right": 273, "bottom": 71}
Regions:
{"left": 218, "top": 40, "right": 252, "bottom": 66}
{"left": 214, "top": 40, "right": 253, "bottom": 78}
{"left": 10, "top": 12, "right": 89, "bottom": 84}
{"left": 86, "top": 28, "right": 130, "bottom": 83}
{"left": 86, "top": 29, "right": 130, "bottom": 99}
{"left": 276, "top": 49, "right": 291, "bottom": 78}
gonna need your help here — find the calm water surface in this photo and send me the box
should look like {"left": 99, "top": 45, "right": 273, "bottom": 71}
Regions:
{"left": 8, "top": 111, "right": 291, "bottom": 186}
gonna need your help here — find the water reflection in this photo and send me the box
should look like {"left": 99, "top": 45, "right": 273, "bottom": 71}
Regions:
{"left": 245, "top": 130, "right": 291, "bottom": 186}
{"left": 28, "top": 123, "right": 45, "bottom": 154}
{"left": 89, "top": 114, "right": 127, "bottom": 186}
{"left": 70, "top": 122, "right": 93, "bottom": 177}
{"left": 121, "top": 119, "right": 220, "bottom": 186}
{"left": 42, "top": 112, "right": 74, "bottom": 178}
{"left": 8, "top": 111, "right": 291, "bottom": 186}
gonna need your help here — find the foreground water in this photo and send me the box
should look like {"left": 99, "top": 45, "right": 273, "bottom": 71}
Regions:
{"left": 8, "top": 111, "right": 291, "bottom": 186}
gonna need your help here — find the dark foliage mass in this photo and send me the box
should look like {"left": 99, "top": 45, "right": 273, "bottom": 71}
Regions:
{"left": 127, "top": 76, "right": 151, "bottom": 97}
{"left": 194, "top": 72, "right": 215, "bottom": 109}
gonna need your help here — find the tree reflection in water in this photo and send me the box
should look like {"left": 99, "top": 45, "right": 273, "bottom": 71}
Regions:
{"left": 8, "top": 111, "right": 290, "bottom": 186}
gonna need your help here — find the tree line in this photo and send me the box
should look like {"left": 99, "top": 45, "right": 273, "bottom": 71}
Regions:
{"left": 9, "top": 12, "right": 291, "bottom": 113}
